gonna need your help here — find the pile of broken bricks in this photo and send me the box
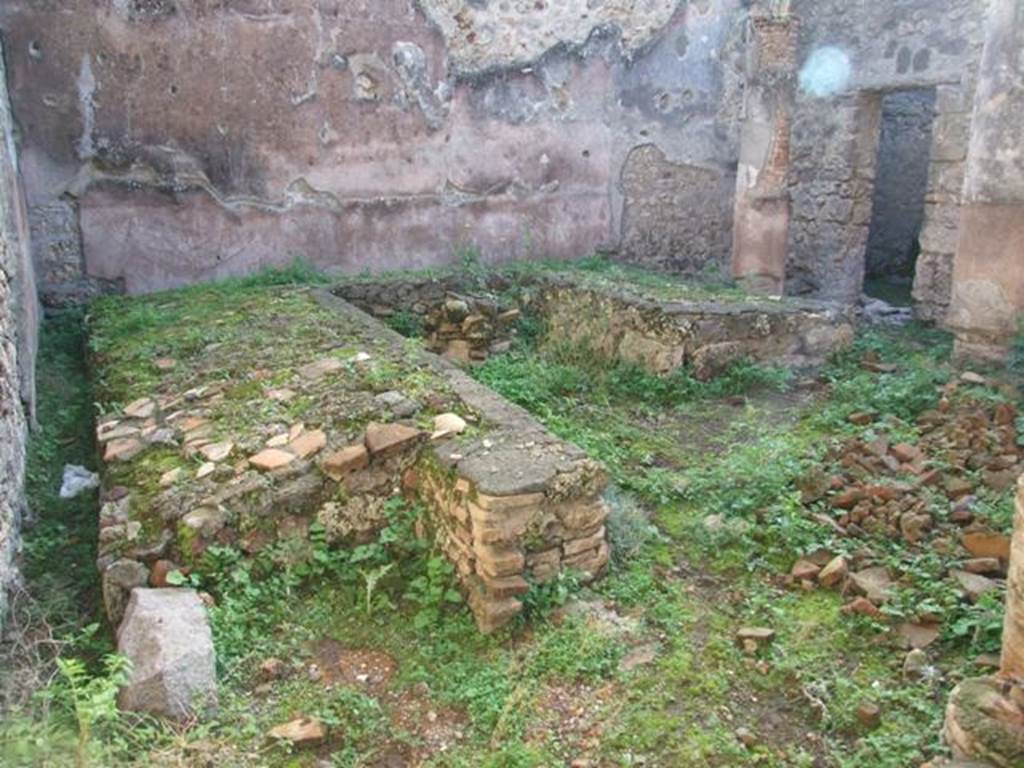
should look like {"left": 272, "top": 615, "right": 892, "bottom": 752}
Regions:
{"left": 783, "top": 391, "right": 1021, "bottom": 649}
{"left": 801, "top": 394, "right": 1019, "bottom": 551}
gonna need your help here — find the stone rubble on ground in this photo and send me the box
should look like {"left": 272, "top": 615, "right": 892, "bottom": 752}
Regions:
{"left": 860, "top": 295, "right": 914, "bottom": 326}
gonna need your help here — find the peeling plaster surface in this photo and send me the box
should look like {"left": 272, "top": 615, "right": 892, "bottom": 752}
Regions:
{"left": 947, "top": 0, "right": 1024, "bottom": 357}
{"left": 75, "top": 54, "right": 97, "bottom": 159}
{"left": 0, "top": 0, "right": 999, "bottom": 309}
{"left": 417, "top": 0, "right": 682, "bottom": 75}
{"left": 2, "top": 0, "right": 744, "bottom": 297}
{"left": 962, "top": 0, "right": 1024, "bottom": 203}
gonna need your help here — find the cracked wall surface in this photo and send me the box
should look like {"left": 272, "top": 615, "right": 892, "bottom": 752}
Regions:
{"left": 0, "top": 0, "right": 751, "bottom": 297}
{"left": 0, "top": 0, "right": 997, "bottom": 308}
{"left": 0, "top": 39, "right": 38, "bottom": 627}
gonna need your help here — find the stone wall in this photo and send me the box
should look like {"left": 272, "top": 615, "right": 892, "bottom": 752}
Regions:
{"left": 786, "top": 0, "right": 986, "bottom": 306}
{"left": 618, "top": 144, "right": 734, "bottom": 274}
{"left": 335, "top": 268, "right": 856, "bottom": 377}
{"left": 414, "top": 365, "right": 610, "bottom": 633}
{"left": 0, "top": 37, "right": 38, "bottom": 626}
{"left": 786, "top": 92, "right": 881, "bottom": 302}
{"left": 537, "top": 278, "right": 855, "bottom": 378}
{"left": 0, "top": 2, "right": 995, "bottom": 319}
{"left": 946, "top": 0, "right": 1024, "bottom": 360}
{"left": 90, "top": 285, "right": 609, "bottom": 633}
{"left": 913, "top": 82, "right": 975, "bottom": 322}
{"left": 0, "top": 0, "right": 746, "bottom": 300}
{"left": 865, "top": 89, "right": 936, "bottom": 279}
{"left": 336, "top": 275, "right": 522, "bottom": 364}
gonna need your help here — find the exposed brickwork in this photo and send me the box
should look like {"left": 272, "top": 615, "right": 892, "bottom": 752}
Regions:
{"left": 90, "top": 287, "right": 610, "bottom": 633}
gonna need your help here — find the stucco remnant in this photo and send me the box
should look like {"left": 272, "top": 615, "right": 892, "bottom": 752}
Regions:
{"left": 417, "top": 0, "right": 681, "bottom": 75}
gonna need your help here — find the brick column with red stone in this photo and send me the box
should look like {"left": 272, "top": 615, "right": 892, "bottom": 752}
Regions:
{"left": 731, "top": 12, "right": 799, "bottom": 296}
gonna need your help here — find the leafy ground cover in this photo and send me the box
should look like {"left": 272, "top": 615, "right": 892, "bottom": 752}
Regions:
{"left": 1, "top": 263, "right": 1020, "bottom": 768}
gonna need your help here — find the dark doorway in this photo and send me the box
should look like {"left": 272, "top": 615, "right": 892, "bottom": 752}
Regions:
{"left": 863, "top": 88, "right": 936, "bottom": 306}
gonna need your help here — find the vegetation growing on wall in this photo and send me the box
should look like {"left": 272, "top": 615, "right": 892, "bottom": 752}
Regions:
{"left": 1, "top": 263, "right": 1020, "bottom": 767}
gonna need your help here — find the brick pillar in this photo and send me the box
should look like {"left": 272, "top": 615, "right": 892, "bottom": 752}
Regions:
{"left": 946, "top": 0, "right": 1024, "bottom": 361}
{"left": 731, "top": 13, "right": 798, "bottom": 297}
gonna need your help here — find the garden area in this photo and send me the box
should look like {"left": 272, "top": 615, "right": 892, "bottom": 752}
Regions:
{"left": 0, "top": 260, "right": 1020, "bottom": 768}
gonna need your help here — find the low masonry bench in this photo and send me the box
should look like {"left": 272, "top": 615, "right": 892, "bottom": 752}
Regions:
{"left": 533, "top": 274, "right": 856, "bottom": 378}
{"left": 89, "top": 284, "right": 609, "bottom": 633}
{"left": 334, "top": 264, "right": 856, "bottom": 377}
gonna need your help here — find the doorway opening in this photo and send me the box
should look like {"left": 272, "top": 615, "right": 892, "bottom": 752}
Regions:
{"left": 863, "top": 87, "right": 937, "bottom": 307}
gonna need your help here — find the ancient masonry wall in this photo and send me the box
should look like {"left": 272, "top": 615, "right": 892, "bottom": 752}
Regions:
{"left": 946, "top": 0, "right": 1024, "bottom": 360}
{"left": 0, "top": 2, "right": 996, "bottom": 318}
{"left": 419, "top": 466, "right": 610, "bottom": 632}
{"left": 0, "top": 37, "right": 38, "bottom": 625}
{"left": 93, "top": 289, "right": 609, "bottom": 633}
{"left": 337, "top": 270, "right": 857, "bottom": 377}
{"left": 787, "top": 93, "right": 877, "bottom": 300}
{"left": 336, "top": 274, "right": 522, "bottom": 364}
{"left": 339, "top": 290, "right": 613, "bottom": 632}
{"left": 537, "top": 279, "right": 855, "bottom": 379}
{"left": 786, "top": 0, "right": 985, "bottom": 305}
{"left": 0, "top": 0, "right": 746, "bottom": 302}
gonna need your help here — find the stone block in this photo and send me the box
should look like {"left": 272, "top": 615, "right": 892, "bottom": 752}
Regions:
{"left": 920, "top": 220, "right": 961, "bottom": 255}
{"left": 926, "top": 161, "right": 966, "bottom": 203}
{"left": 249, "top": 448, "right": 295, "bottom": 471}
{"left": 289, "top": 429, "right": 326, "bottom": 459}
{"left": 467, "top": 580, "right": 522, "bottom": 634}
{"left": 364, "top": 422, "right": 424, "bottom": 458}
{"left": 562, "top": 541, "right": 610, "bottom": 579}
{"left": 563, "top": 526, "right": 607, "bottom": 557}
{"left": 469, "top": 502, "right": 532, "bottom": 544}
{"left": 617, "top": 330, "right": 684, "bottom": 375}
{"left": 692, "top": 342, "right": 744, "bottom": 381}
{"left": 935, "top": 84, "right": 973, "bottom": 114}
{"left": 321, "top": 444, "right": 369, "bottom": 479}
{"left": 555, "top": 499, "right": 610, "bottom": 533}
{"left": 932, "top": 112, "right": 970, "bottom": 162}
{"left": 475, "top": 492, "right": 545, "bottom": 513}
{"left": 117, "top": 588, "right": 217, "bottom": 720}
{"left": 480, "top": 573, "right": 530, "bottom": 599}
{"left": 474, "top": 544, "right": 526, "bottom": 578}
